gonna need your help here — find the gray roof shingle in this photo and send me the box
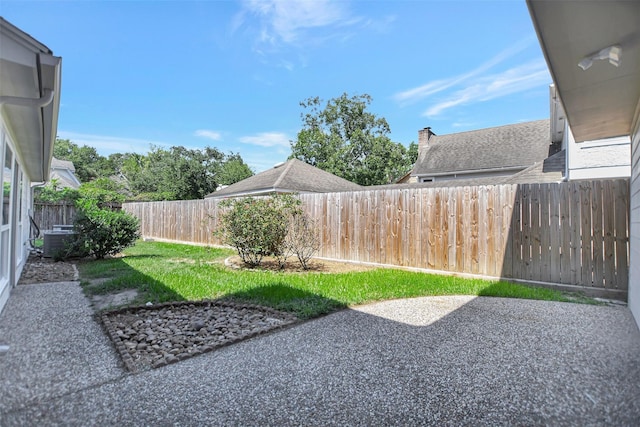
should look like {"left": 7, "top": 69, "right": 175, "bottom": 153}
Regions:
{"left": 412, "top": 120, "right": 552, "bottom": 177}
{"left": 502, "top": 149, "right": 565, "bottom": 184}
{"left": 205, "top": 159, "right": 362, "bottom": 198}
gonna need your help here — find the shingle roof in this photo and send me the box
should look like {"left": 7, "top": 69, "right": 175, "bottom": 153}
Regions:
{"left": 51, "top": 157, "right": 75, "bottom": 171}
{"left": 502, "top": 149, "right": 565, "bottom": 185}
{"left": 205, "top": 159, "right": 362, "bottom": 198}
{"left": 412, "top": 120, "right": 552, "bottom": 177}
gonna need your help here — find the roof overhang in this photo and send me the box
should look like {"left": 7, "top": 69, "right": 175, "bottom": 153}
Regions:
{"left": 527, "top": 1, "right": 640, "bottom": 142}
{"left": 0, "top": 18, "right": 61, "bottom": 182}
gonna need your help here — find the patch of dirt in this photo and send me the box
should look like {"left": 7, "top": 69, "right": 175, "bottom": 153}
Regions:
{"left": 18, "top": 254, "right": 78, "bottom": 284}
{"left": 225, "top": 255, "right": 376, "bottom": 273}
{"left": 91, "top": 289, "right": 140, "bottom": 311}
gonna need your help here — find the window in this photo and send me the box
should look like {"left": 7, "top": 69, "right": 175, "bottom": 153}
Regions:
{"left": 2, "top": 144, "right": 11, "bottom": 226}
{"left": 1, "top": 137, "right": 13, "bottom": 284}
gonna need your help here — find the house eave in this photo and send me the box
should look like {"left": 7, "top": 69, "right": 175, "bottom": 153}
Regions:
{"left": 0, "top": 18, "right": 61, "bottom": 182}
{"left": 527, "top": 0, "right": 640, "bottom": 142}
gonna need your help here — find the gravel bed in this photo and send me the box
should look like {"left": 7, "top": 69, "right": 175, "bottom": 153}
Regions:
{"left": 101, "top": 300, "right": 299, "bottom": 372}
{"left": 18, "top": 254, "right": 77, "bottom": 284}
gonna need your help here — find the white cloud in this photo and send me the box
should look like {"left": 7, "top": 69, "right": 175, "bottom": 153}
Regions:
{"left": 238, "top": 132, "right": 291, "bottom": 148}
{"left": 56, "top": 131, "right": 173, "bottom": 155}
{"left": 240, "top": 0, "right": 352, "bottom": 45}
{"left": 424, "top": 60, "right": 550, "bottom": 117}
{"left": 194, "top": 129, "right": 222, "bottom": 141}
{"left": 393, "top": 36, "right": 537, "bottom": 105}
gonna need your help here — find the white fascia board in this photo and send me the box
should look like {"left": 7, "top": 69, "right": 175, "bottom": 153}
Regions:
{"left": 568, "top": 165, "right": 631, "bottom": 180}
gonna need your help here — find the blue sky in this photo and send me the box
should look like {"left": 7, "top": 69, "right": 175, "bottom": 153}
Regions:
{"left": 2, "top": 0, "right": 551, "bottom": 173}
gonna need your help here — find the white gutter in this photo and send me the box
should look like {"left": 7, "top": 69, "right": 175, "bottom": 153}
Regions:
{"left": 0, "top": 89, "right": 54, "bottom": 107}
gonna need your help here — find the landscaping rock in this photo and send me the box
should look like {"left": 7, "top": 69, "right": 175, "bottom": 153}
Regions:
{"left": 101, "top": 300, "right": 299, "bottom": 372}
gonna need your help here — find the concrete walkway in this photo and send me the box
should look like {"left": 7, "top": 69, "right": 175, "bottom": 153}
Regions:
{"left": 1, "top": 281, "right": 639, "bottom": 426}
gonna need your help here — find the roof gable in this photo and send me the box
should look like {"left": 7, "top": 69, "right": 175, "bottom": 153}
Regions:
{"left": 412, "top": 120, "right": 552, "bottom": 177}
{"left": 51, "top": 157, "right": 75, "bottom": 171}
{"left": 206, "top": 159, "right": 362, "bottom": 198}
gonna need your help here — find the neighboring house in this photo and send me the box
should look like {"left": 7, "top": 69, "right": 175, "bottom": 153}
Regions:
{"left": 205, "top": 159, "right": 362, "bottom": 199}
{"left": 0, "top": 18, "right": 62, "bottom": 314}
{"left": 406, "top": 84, "right": 628, "bottom": 188}
{"left": 49, "top": 157, "right": 81, "bottom": 189}
{"left": 409, "top": 119, "right": 561, "bottom": 184}
{"left": 527, "top": 1, "right": 640, "bottom": 326}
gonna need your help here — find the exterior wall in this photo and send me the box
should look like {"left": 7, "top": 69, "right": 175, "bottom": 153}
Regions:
{"left": 0, "top": 115, "right": 33, "bottom": 314}
{"left": 629, "top": 108, "right": 640, "bottom": 330}
{"left": 566, "top": 127, "right": 631, "bottom": 180}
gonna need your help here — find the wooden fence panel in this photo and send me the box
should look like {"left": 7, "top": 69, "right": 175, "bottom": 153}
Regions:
{"left": 33, "top": 202, "right": 76, "bottom": 231}
{"left": 123, "top": 179, "right": 630, "bottom": 294}
{"left": 614, "top": 180, "right": 630, "bottom": 288}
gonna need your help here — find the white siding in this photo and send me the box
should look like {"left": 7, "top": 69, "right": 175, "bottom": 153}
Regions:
{"left": 567, "top": 127, "right": 631, "bottom": 180}
{"left": 629, "top": 108, "right": 640, "bottom": 329}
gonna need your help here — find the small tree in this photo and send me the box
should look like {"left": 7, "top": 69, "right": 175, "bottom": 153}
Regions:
{"left": 285, "top": 212, "right": 320, "bottom": 270}
{"left": 217, "top": 194, "right": 301, "bottom": 267}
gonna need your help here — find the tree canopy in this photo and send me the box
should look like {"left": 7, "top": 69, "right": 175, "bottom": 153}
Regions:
{"left": 290, "top": 93, "right": 418, "bottom": 186}
{"left": 50, "top": 139, "right": 253, "bottom": 201}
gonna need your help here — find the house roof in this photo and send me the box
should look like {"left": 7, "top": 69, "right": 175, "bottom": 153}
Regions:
{"left": 502, "top": 149, "right": 565, "bottom": 185}
{"left": 51, "top": 157, "right": 76, "bottom": 172}
{"left": 49, "top": 157, "right": 81, "bottom": 189}
{"left": 412, "top": 119, "right": 552, "bottom": 177}
{"left": 0, "top": 18, "right": 61, "bottom": 182}
{"left": 205, "top": 159, "right": 362, "bottom": 198}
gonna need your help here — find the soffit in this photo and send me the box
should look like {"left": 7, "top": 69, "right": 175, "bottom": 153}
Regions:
{"left": 528, "top": 1, "right": 640, "bottom": 142}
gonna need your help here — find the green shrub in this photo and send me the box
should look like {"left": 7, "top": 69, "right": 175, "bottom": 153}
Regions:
{"left": 73, "top": 199, "right": 140, "bottom": 259}
{"left": 217, "top": 194, "right": 301, "bottom": 267}
{"left": 34, "top": 179, "right": 80, "bottom": 203}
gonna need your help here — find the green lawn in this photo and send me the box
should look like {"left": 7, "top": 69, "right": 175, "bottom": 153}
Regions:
{"left": 78, "top": 241, "right": 595, "bottom": 319}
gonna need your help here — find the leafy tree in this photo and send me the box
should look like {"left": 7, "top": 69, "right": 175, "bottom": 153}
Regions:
{"left": 290, "top": 93, "right": 417, "bottom": 186}
{"left": 78, "top": 178, "right": 126, "bottom": 204}
{"left": 53, "top": 138, "right": 114, "bottom": 182}
{"left": 217, "top": 153, "right": 253, "bottom": 186}
{"left": 53, "top": 138, "right": 253, "bottom": 201}
{"left": 132, "top": 145, "right": 224, "bottom": 200}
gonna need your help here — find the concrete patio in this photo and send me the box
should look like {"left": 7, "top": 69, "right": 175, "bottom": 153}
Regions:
{"left": 1, "top": 280, "right": 639, "bottom": 426}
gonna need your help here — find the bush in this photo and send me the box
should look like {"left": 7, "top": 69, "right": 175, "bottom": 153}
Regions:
{"left": 217, "top": 194, "right": 301, "bottom": 267}
{"left": 73, "top": 199, "right": 140, "bottom": 259}
{"left": 285, "top": 213, "right": 320, "bottom": 270}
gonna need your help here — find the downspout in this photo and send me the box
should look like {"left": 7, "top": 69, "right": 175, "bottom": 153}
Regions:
{"left": 0, "top": 89, "right": 55, "bottom": 108}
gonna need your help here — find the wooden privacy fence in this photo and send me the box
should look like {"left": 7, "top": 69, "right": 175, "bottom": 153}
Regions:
{"left": 33, "top": 202, "right": 76, "bottom": 231}
{"left": 123, "top": 179, "right": 630, "bottom": 293}
{"left": 32, "top": 202, "right": 123, "bottom": 231}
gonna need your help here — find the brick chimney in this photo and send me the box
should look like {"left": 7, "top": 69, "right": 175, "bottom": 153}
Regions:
{"left": 418, "top": 127, "right": 436, "bottom": 148}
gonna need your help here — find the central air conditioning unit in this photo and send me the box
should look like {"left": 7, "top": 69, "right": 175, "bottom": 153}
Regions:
{"left": 43, "top": 231, "right": 78, "bottom": 258}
